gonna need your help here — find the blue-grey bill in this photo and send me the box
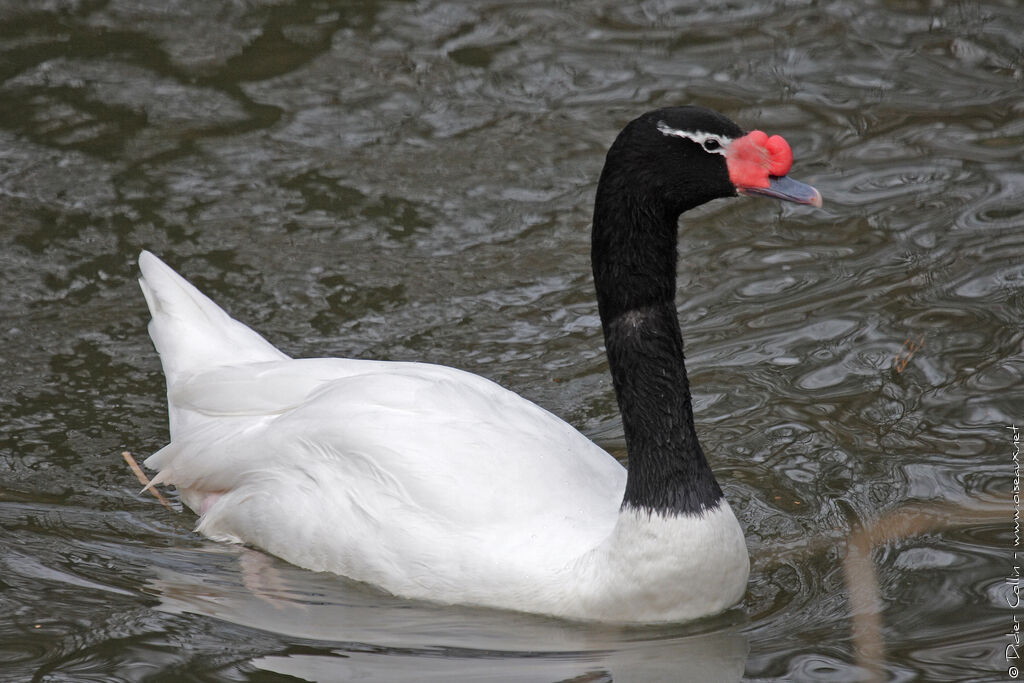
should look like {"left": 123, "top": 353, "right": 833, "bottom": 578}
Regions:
{"left": 738, "top": 175, "right": 822, "bottom": 208}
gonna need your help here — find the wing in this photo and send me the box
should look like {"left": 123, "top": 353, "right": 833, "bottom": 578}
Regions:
{"left": 145, "top": 358, "right": 626, "bottom": 590}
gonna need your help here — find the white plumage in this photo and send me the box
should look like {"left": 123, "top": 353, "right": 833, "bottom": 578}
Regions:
{"left": 138, "top": 250, "right": 748, "bottom": 623}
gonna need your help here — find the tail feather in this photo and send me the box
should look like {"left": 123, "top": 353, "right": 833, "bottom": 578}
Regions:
{"left": 138, "top": 251, "right": 288, "bottom": 384}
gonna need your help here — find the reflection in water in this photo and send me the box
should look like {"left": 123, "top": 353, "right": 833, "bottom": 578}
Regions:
{"left": 151, "top": 547, "right": 748, "bottom": 682}
{"left": 0, "top": 0, "right": 1019, "bottom": 679}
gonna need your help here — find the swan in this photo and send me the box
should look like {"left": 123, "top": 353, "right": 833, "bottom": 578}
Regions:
{"left": 139, "top": 106, "right": 821, "bottom": 624}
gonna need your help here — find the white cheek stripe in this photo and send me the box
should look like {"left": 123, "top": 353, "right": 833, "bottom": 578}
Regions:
{"left": 656, "top": 121, "right": 732, "bottom": 156}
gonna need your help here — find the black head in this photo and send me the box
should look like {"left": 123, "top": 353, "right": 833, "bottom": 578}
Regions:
{"left": 596, "top": 106, "right": 820, "bottom": 220}
{"left": 597, "top": 106, "right": 745, "bottom": 218}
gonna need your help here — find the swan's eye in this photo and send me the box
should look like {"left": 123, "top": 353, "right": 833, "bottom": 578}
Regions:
{"left": 655, "top": 122, "right": 731, "bottom": 155}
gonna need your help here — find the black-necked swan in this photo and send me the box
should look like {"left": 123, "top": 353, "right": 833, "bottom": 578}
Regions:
{"left": 138, "top": 106, "right": 821, "bottom": 624}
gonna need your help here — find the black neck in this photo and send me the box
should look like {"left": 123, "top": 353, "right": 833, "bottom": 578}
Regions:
{"left": 591, "top": 183, "right": 724, "bottom": 516}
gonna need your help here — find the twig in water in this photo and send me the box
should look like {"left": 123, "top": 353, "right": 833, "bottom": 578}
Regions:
{"left": 842, "top": 498, "right": 1005, "bottom": 681}
{"left": 892, "top": 333, "right": 925, "bottom": 373}
{"left": 122, "top": 450, "right": 174, "bottom": 511}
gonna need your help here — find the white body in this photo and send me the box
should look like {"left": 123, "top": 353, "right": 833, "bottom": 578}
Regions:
{"left": 139, "top": 251, "right": 749, "bottom": 623}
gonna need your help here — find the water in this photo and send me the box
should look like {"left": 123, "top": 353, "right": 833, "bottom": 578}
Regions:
{"left": 0, "top": 0, "right": 1020, "bottom": 680}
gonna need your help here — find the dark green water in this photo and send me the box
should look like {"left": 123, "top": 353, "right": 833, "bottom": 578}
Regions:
{"left": 1, "top": 1, "right": 1020, "bottom": 680}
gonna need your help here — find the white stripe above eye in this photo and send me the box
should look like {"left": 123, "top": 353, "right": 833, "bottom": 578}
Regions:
{"left": 656, "top": 121, "right": 732, "bottom": 156}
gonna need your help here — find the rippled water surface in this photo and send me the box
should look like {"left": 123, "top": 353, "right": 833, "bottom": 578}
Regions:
{"left": 1, "top": 1, "right": 1021, "bottom": 680}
